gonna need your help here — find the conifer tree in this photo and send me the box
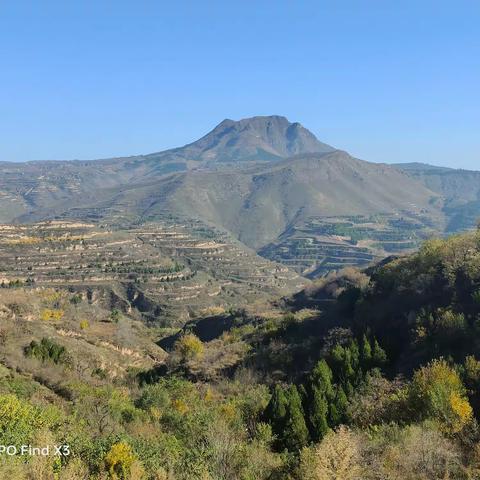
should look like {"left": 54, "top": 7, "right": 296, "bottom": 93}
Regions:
{"left": 330, "top": 385, "right": 348, "bottom": 426}
{"left": 283, "top": 385, "right": 310, "bottom": 451}
{"left": 360, "top": 334, "right": 372, "bottom": 369}
{"left": 310, "top": 359, "right": 334, "bottom": 399}
{"left": 331, "top": 344, "right": 356, "bottom": 388}
{"left": 372, "top": 338, "right": 387, "bottom": 367}
{"left": 309, "top": 386, "right": 329, "bottom": 441}
{"left": 348, "top": 339, "right": 360, "bottom": 372}
{"left": 264, "top": 384, "right": 288, "bottom": 439}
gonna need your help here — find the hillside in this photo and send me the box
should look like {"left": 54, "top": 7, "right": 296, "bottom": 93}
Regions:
{"left": 0, "top": 221, "right": 302, "bottom": 326}
{"left": 2, "top": 227, "right": 480, "bottom": 478}
{"left": 395, "top": 162, "right": 480, "bottom": 232}
{"left": 0, "top": 116, "right": 333, "bottom": 223}
{"left": 136, "top": 151, "right": 442, "bottom": 249}
{"left": 3, "top": 116, "right": 479, "bottom": 280}
{"left": 12, "top": 150, "right": 444, "bottom": 278}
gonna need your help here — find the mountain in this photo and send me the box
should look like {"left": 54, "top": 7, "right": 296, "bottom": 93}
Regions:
{"left": 9, "top": 115, "right": 480, "bottom": 277}
{"left": 125, "top": 151, "right": 441, "bottom": 249}
{"left": 0, "top": 116, "right": 334, "bottom": 223}
{"left": 153, "top": 115, "right": 336, "bottom": 165}
{"left": 16, "top": 150, "right": 441, "bottom": 259}
{"left": 395, "top": 162, "right": 480, "bottom": 231}
{"left": 393, "top": 162, "right": 454, "bottom": 174}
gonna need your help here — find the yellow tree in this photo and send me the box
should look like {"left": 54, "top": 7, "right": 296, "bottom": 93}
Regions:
{"left": 174, "top": 333, "right": 204, "bottom": 362}
{"left": 409, "top": 358, "right": 473, "bottom": 433}
{"left": 104, "top": 442, "right": 137, "bottom": 480}
{"left": 299, "top": 426, "right": 362, "bottom": 480}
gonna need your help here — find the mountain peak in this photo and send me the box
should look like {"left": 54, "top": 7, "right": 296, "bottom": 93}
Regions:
{"left": 178, "top": 115, "right": 335, "bottom": 164}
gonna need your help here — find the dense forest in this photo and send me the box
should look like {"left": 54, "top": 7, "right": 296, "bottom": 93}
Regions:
{"left": 3, "top": 229, "right": 480, "bottom": 479}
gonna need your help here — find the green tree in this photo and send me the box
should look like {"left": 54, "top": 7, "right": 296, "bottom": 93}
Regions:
{"left": 372, "top": 338, "right": 387, "bottom": 368}
{"left": 309, "top": 387, "right": 329, "bottom": 442}
{"left": 329, "top": 386, "right": 348, "bottom": 426}
{"left": 330, "top": 344, "right": 357, "bottom": 392}
{"left": 310, "top": 359, "right": 334, "bottom": 399}
{"left": 282, "top": 385, "right": 309, "bottom": 452}
{"left": 307, "top": 360, "right": 334, "bottom": 441}
{"left": 264, "top": 384, "right": 288, "bottom": 444}
{"left": 360, "top": 334, "right": 372, "bottom": 369}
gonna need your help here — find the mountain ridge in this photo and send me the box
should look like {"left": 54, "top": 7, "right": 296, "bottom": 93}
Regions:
{"left": 1, "top": 115, "right": 479, "bottom": 278}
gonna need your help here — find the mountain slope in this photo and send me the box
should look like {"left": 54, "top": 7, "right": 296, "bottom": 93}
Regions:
{"left": 158, "top": 151, "right": 442, "bottom": 248}
{"left": 0, "top": 116, "right": 333, "bottom": 223}
{"left": 47, "top": 151, "right": 441, "bottom": 250}
{"left": 0, "top": 117, "right": 451, "bottom": 278}
{"left": 395, "top": 162, "right": 480, "bottom": 231}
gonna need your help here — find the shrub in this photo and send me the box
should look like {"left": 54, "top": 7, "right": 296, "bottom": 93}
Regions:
{"left": 299, "top": 426, "right": 362, "bottom": 480}
{"left": 104, "top": 442, "right": 136, "bottom": 479}
{"left": 40, "top": 308, "right": 64, "bottom": 322}
{"left": 409, "top": 359, "right": 473, "bottom": 433}
{"left": 110, "top": 309, "right": 121, "bottom": 323}
{"left": 24, "top": 338, "right": 69, "bottom": 365}
{"left": 0, "top": 394, "right": 60, "bottom": 445}
{"left": 79, "top": 320, "right": 90, "bottom": 330}
{"left": 174, "top": 334, "right": 204, "bottom": 362}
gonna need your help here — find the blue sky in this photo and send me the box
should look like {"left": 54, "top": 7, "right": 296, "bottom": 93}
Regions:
{"left": 1, "top": 1, "right": 479, "bottom": 169}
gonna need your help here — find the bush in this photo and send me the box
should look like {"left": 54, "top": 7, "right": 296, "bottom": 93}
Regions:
{"left": 79, "top": 320, "right": 90, "bottom": 330}
{"left": 104, "top": 442, "right": 137, "bottom": 479}
{"left": 24, "top": 338, "right": 69, "bottom": 365}
{"left": 0, "top": 394, "right": 60, "bottom": 445}
{"left": 299, "top": 426, "right": 362, "bottom": 480}
{"left": 174, "top": 334, "right": 204, "bottom": 362}
{"left": 409, "top": 359, "right": 473, "bottom": 433}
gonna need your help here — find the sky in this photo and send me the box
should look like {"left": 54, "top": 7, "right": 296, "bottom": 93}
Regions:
{"left": 0, "top": 1, "right": 479, "bottom": 169}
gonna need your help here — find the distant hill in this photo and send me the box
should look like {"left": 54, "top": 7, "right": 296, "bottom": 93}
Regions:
{"left": 1, "top": 115, "right": 478, "bottom": 277}
{"left": 13, "top": 150, "right": 441, "bottom": 250}
{"left": 394, "top": 162, "right": 480, "bottom": 231}
{"left": 393, "top": 162, "right": 454, "bottom": 173}
{"left": 0, "top": 116, "right": 334, "bottom": 223}
{"left": 136, "top": 151, "right": 442, "bottom": 249}
{"left": 146, "top": 115, "right": 335, "bottom": 166}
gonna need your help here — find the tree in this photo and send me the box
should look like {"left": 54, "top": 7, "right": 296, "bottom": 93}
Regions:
{"left": 379, "top": 423, "right": 462, "bottom": 480}
{"left": 329, "top": 386, "right": 348, "bottom": 427}
{"left": 307, "top": 360, "right": 334, "bottom": 441}
{"left": 24, "top": 337, "right": 69, "bottom": 365}
{"left": 310, "top": 359, "right": 334, "bottom": 398}
{"left": 464, "top": 355, "right": 480, "bottom": 414}
{"left": 104, "top": 442, "right": 136, "bottom": 479}
{"left": 360, "top": 334, "right": 372, "bottom": 369}
{"left": 371, "top": 338, "right": 387, "bottom": 368}
{"left": 282, "top": 385, "right": 310, "bottom": 452}
{"left": 0, "top": 394, "right": 59, "bottom": 446}
{"left": 174, "top": 333, "right": 204, "bottom": 362}
{"left": 304, "top": 426, "right": 362, "bottom": 480}
{"left": 329, "top": 343, "right": 359, "bottom": 394}
{"left": 264, "top": 384, "right": 288, "bottom": 443}
{"left": 409, "top": 358, "right": 473, "bottom": 433}
{"left": 309, "top": 387, "right": 329, "bottom": 442}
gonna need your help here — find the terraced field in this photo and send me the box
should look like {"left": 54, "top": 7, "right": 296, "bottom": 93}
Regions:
{"left": 259, "top": 212, "right": 439, "bottom": 278}
{"left": 0, "top": 221, "right": 303, "bottom": 326}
